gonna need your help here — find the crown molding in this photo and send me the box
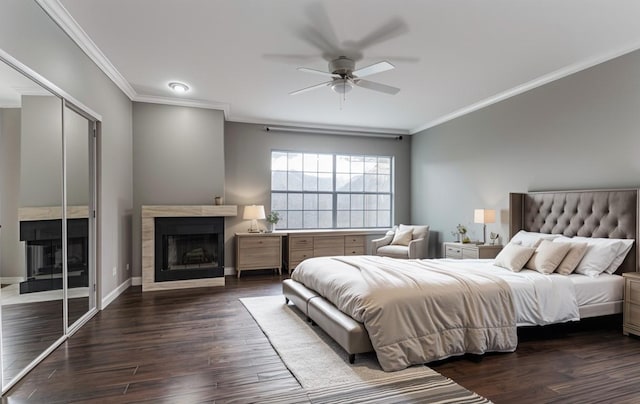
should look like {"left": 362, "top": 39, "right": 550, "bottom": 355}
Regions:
{"left": 410, "top": 41, "right": 640, "bottom": 134}
{"left": 35, "top": 0, "right": 137, "bottom": 99}
{"left": 133, "top": 95, "right": 230, "bottom": 118}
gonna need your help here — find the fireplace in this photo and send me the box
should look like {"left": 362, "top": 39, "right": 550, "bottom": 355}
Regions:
{"left": 19, "top": 218, "right": 89, "bottom": 294}
{"left": 154, "top": 217, "right": 224, "bottom": 282}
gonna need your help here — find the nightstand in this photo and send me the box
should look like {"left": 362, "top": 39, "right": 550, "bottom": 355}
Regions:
{"left": 623, "top": 272, "right": 640, "bottom": 337}
{"left": 443, "top": 242, "right": 503, "bottom": 259}
{"left": 235, "top": 233, "right": 284, "bottom": 278}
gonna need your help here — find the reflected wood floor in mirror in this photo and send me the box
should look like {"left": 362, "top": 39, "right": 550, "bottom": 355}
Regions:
{"left": 4, "top": 272, "right": 640, "bottom": 403}
{"left": 2, "top": 296, "right": 88, "bottom": 386}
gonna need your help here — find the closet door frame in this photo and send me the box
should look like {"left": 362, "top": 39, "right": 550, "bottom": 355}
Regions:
{"left": 0, "top": 49, "right": 103, "bottom": 395}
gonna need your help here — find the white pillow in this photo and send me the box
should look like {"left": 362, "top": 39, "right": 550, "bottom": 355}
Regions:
{"left": 570, "top": 237, "right": 624, "bottom": 277}
{"left": 525, "top": 239, "right": 571, "bottom": 274}
{"left": 510, "top": 230, "right": 562, "bottom": 248}
{"left": 391, "top": 228, "right": 413, "bottom": 246}
{"left": 494, "top": 242, "right": 536, "bottom": 272}
{"left": 552, "top": 240, "right": 588, "bottom": 275}
{"left": 572, "top": 237, "right": 634, "bottom": 275}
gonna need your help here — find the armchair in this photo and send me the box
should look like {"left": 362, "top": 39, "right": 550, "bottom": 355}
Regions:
{"left": 371, "top": 224, "right": 430, "bottom": 259}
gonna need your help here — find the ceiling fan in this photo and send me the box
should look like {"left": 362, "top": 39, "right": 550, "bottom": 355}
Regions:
{"left": 290, "top": 56, "right": 400, "bottom": 96}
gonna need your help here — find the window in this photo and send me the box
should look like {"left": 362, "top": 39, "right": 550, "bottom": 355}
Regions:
{"left": 271, "top": 151, "right": 393, "bottom": 229}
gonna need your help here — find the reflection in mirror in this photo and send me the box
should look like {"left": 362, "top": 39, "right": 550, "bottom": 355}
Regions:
{"left": 0, "top": 61, "right": 63, "bottom": 386}
{"left": 64, "top": 105, "right": 94, "bottom": 327}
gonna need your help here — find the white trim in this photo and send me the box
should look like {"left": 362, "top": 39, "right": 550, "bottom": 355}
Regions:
{"left": 35, "top": 0, "right": 136, "bottom": 99}
{"left": 133, "top": 95, "right": 230, "bottom": 118}
{"left": 224, "top": 266, "right": 235, "bottom": 276}
{"left": 131, "top": 276, "right": 142, "bottom": 286}
{"left": 410, "top": 41, "right": 640, "bottom": 134}
{"left": 101, "top": 278, "right": 131, "bottom": 309}
{"left": 0, "top": 277, "right": 24, "bottom": 284}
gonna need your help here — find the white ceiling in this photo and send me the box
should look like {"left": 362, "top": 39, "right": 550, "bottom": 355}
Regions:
{"left": 50, "top": 0, "right": 640, "bottom": 134}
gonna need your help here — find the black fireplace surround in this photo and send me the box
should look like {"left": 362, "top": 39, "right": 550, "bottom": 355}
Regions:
{"left": 154, "top": 217, "right": 224, "bottom": 282}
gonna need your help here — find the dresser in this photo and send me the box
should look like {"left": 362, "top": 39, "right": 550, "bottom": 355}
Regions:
{"left": 287, "top": 230, "right": 369, "bottom": 272}
{"left": 235, "top": 233, "right": 284, "bottom": 278}
{"left": 623, "top": 272, "right": 640, "bottom": 337}
{"left": 443, "top": 242, "right": 502, "bottom": 259}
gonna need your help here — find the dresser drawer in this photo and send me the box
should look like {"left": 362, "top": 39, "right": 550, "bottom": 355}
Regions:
{"left": 314, "top": 247, "right": 345, "bottom": 257}
{"left": 345, "top": 246, "right": 365, "bottom": 255}
{"left": 290, "top": 249, "right": 313, "bottom": 263}
{"left": 345, "top": 235, "right": 365, "bottom": 247}
{"left": 445, "top": 245, "right": 463, "bottom": 259}
{"left": 314, "top": 236, "right": 344, "bottom": 249}
{"left": 290, "top": 236, "right": 313, "bottom": 249}
{"left": 239, "top": 237, "right": 281, "bottom": 250}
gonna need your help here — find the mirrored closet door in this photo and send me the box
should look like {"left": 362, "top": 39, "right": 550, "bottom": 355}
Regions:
{"left": 0, "top": 55, "right": 98, "bottom": 391}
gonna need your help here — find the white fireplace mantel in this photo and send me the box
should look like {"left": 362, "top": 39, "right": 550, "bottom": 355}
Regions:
{"left": 141, "top": 205, "right": 237, "bottom": 292}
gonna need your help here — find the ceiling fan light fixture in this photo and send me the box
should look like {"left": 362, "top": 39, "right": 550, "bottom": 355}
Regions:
{"left": 168, "top": 81, "right": 189, "bottom": 93}
{"left": 331, "top": 79, "right": 353, "bottom": 95}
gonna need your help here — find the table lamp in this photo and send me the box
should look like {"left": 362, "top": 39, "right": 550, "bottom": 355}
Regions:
{"left": 474, "top": 209, "right": 496, "bottom": 244}
{"left": 243, "top": 205, "right": 266, "bottom": 233}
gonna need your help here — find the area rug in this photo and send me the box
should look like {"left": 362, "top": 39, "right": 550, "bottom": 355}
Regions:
{"left": 240, "top": 295, "right": 491, "bottom": 403}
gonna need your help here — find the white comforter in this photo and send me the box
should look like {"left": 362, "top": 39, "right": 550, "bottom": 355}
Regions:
{"left": 291, "top": 256, "right": 579, "bottom": 371}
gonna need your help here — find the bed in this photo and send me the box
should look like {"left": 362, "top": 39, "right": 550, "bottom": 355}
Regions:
{"left": 282, "top": 189, "right": 638, "bottom": 371}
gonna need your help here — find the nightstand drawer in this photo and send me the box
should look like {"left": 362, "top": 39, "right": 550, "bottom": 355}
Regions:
{"left": 628, "top": 280, "right": 640, "bottom": 305}
{"left": 462, "top": 248, "right": 478, "bottom": 259}
{"left": 445, "top": 245, "right": 463, "bottom": 259}
{"left": 239, "top": 237, "right": 280, "bottom": 249}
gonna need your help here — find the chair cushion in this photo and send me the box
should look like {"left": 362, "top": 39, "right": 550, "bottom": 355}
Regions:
{"left": 377, "top": 245, "right": 409, "bottom": 259}
{"left": 391, "top": 228, "right": 413, "bottom": 246}
{"left": 399, "top": 224, "right": 429, "bottom": 240}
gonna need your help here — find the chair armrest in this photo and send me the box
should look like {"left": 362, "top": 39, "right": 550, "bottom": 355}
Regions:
{"left": 408, "top": 238, "right": 427, "bottom": 259}
{"left": 371, "top": 234, "right": 393, "bottom": 252}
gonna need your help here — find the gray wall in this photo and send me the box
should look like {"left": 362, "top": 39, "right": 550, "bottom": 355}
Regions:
{"left": 0, "top": 108, "right": 22, "bottom": 278}
{"left": 132, "top": 102, "right": 225, "bottom": 276}
{"left": 411, "top": 49, "right": 640, "bottom": 257}
{"left": 224, "top": 122, "right": 412, "bottom": 266}
{"left": 0, "top": 0, "right": 133, "bottom": 299}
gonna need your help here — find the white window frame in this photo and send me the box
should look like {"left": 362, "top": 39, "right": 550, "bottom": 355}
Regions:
{"left": 270, "top": 150, "right": 394, "bottom": 229}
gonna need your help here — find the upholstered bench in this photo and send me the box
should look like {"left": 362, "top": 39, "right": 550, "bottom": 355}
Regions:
{"left": 282, "top": 279, "right": 374, "bottom": 363}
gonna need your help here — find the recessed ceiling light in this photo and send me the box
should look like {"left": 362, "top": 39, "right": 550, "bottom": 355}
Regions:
{"left": 168, "top": 82, "right": 189, "bottom": 93}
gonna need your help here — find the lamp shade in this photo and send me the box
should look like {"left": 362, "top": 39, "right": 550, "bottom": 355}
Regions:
{"left": 474, "top": 209, "right": 496, "bottom": 224}
{"left": 243, "top": 205, "right": 266, "bottom": 220}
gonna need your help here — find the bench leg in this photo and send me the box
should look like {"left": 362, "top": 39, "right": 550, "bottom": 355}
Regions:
{"left": 348, "top": 354, "right": 355, "bottom": 364}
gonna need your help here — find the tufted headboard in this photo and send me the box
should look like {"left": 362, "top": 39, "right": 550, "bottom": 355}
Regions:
{"left": 509, "top": 189, "right": 639, "bottom": 274}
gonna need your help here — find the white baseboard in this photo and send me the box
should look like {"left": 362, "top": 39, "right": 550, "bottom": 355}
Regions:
{"left": 101, "top": 278, "right": 131, "bottom": 309}
{"left": 1, "top": 277, "right": 24, "bottom": 284}
{"left": 224, "top": 266, "right": 235, "bottom": 276}
{"left": 131, "top": 276, "right": 142, "bottom": 286}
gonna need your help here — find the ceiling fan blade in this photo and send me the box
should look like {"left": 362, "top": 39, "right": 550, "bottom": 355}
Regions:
{"left": 352, "top": 61, "right": 395, "bottom": 78}
{"left": 297, "top": 67, "right": 338, "bottom": 78}
{"left": 289, "top": 80, "right": 333, "bottom": 96}
{"left": 344, "top": 17, "right": 409, "bottom": 50}
{"left": 354, "top": 79, "right": 400, "bottom": 95}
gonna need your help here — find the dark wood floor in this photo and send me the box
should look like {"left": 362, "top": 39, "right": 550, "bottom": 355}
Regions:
{"left": 4, "top": 272, "right": 640, "bottom": 403}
